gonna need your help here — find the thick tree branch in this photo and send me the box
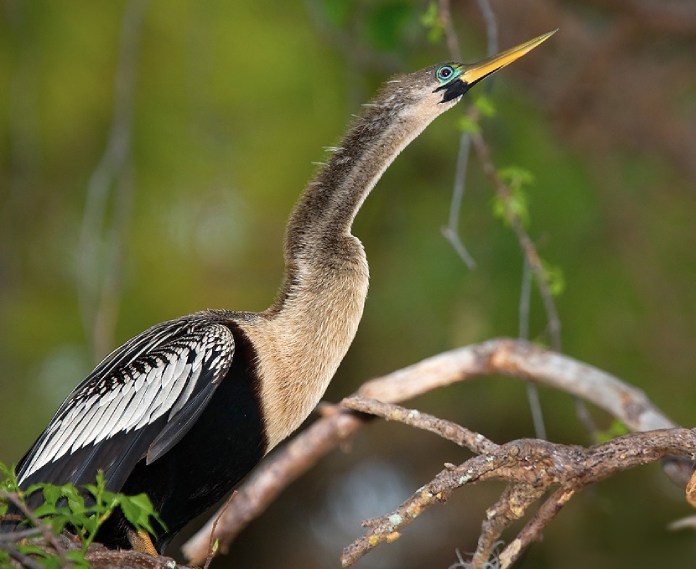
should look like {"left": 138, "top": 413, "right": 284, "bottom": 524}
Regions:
{"left": 182, "top": 338, "right": 681, "bottom": 565}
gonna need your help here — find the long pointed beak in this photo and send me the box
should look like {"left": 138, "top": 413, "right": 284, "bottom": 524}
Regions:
{"left": 460, "top": 30, "right": 557, "bottom": 86}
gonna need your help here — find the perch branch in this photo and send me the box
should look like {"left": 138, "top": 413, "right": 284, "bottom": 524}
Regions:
{"left": 341, "top": 427, "right": 696, "bottom": 567}
{"left": 182, "top": 338, "right": 678, "bottom": 565}
{"left": 341, "top": 396, "right": 497, "bottom": 454}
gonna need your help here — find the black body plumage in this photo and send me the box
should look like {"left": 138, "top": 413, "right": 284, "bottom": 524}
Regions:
{"left": 15, "top": 310, "right": 266, "bottom": 550}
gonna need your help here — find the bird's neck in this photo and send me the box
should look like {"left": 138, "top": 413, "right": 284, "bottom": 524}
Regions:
{"left": 275, "top": 101, "right": 430, "bottom": 305}
{"left": 247, "top": 101, "right": 433, "bottom": 449}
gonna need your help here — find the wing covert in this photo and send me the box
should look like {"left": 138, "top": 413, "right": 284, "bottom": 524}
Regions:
{"left": 17, "top": 316, "right": 235, "bottom": 489}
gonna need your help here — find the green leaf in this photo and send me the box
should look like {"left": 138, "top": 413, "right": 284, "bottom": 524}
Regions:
{"left": 498, "top": 166, "right": 535, "bottom": 192}
{"left": 492, "top": 188, "right": 530, "bottom": 227}
{"left": 42, "top": 484, "right": 62, "bottom": 507}
{"left": 420, "top": 1, "right": 443, "bottom": 44}
{"left": 457, "top": 115, "right": 480, "bottom": 135}
{"left": 118, "top": 493, "right": 166, "bottom": 536}
{"left": 540, "top": 260, "right": 565, "bottom": 297}
{"left": 24, "top": 483, "right": 44, "bottom": 499}
{"left": 596, "top": 420, "right": 630, "bottom": 443}
{"left": 60, "top": 485, "right": 85, "bottom": 514}
{"left": 32, "top": 501, "right": 58, "bottom": 518}
{"left": 493, "top": 166, "right": 535, "bottom": 227}
{"left": 473, "top": 94, "right": 496, "bottom": 118}
{"left": 0, "top": 463, "right": 166, "bottom": 553}
{"left": 0, "top": 463, "right": 20, "bottom": 494}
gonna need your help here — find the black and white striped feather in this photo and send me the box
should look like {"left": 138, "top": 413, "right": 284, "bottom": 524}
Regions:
{"left": 16, "top": 315, "right": 235, "bottom": 490}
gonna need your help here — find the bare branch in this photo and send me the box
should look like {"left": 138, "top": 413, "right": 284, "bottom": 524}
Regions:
{"left": 357, "top": 339, "right": 673, "bottom": 434}
{"left": 499, "top": 487, "right": 575, "bottom": 569}
{"left": 182, "top": 338, "right": 678, "bottom": 565}
{"left": 472, "top": 483, "right": 545, "bottom": 567}
{"left": 441, "top": 132, "right": 476, "bottom": 269}
{"left": 342, "top": 396, "right": 497, "bottom": 454}
{"left": 341, "top": 429, "right": 696, "bottom": 567}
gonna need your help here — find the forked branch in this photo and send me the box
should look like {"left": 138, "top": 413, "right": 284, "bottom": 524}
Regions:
{"left": 182, "top": 338, "right": 688, "bottom": 566}
{"left": 339, "top": 397, "right": 696, "bottom": 567}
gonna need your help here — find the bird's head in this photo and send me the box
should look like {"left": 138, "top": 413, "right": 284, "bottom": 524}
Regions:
{"left": 379, "top": 30, "right": 556, "bottom": 124}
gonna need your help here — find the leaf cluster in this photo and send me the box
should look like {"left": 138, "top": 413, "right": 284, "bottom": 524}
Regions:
{"left": 0, "top": 463, "right": 164, "bottom": 569}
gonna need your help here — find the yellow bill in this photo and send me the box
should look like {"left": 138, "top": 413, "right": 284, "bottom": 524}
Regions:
{"left": 461, "top": 29, "right": 557, "bottom": 85}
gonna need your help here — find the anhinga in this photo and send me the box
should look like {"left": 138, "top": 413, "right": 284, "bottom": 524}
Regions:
{"left": 13, "top": 31, "right": 554, "bottom": 553}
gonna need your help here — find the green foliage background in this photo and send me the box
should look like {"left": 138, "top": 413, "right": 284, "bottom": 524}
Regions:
{"left": 1, "top": 1, "right": 695, "bottom": 567}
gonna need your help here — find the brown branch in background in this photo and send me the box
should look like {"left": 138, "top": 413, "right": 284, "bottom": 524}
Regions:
{"left": 181, "top": 338, "right": 681, "bottom": 565}
{"left": 438, "top": 0, "right": 463, "bottom": 64}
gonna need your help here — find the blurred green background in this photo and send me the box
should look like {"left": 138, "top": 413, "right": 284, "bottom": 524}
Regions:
{"left": 1, "top": 0, "right": 695, "bottom": 567}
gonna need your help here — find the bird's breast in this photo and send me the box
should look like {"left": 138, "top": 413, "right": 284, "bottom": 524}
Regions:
{"left": 240, "top": 244, "right": 369, "bottom": 450}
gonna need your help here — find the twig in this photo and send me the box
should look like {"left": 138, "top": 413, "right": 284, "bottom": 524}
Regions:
{"left": 438, "top": 0, "right": 462, "bottom": 64}
{"left": 439, "top": 0, "right": 500, "bottom": 272}
{"left": 520, "top": 256, "right": 547, "bottom": 439}
{"left": 341, "top": 396, "right": 497, "bottom": 454}
{"left": 441, "top": 132, "right": 476, "bottom": 269}
{"left": 0, "top": 527, "right": 43, "bottom": 542}
{"left": 475, "top": 0, "right": 499, "bottom": 57}
{"left": 498, "top": 487, "right": 575, "bottom": 568}
{"left": 469, "top": 131, "right": 562, "bottom": 351}
{"left": 3, "top": 544, "right": 45, "bottom": 569}
{"left": 203, "top": 491, "right": 237, "bottom": 569}
{"left": 471, "top": 483, "right": 545, "bottom": 567}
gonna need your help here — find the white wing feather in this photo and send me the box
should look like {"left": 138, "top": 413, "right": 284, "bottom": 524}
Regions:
{"left": 18, "top": 319, "right": 234, "bottom": 483}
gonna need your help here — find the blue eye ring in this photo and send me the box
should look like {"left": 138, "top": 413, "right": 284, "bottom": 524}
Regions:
{"left": 436, "top": 64, "right": 457, "bottom": 83}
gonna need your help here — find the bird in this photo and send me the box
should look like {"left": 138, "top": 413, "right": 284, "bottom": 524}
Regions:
{"left": 12, "top": 30, "right": 555, "bottom": 554}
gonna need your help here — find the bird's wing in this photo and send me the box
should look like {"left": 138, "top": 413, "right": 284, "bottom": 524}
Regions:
{"left": 16, "top": 316, "right": 235, "bottom": 491}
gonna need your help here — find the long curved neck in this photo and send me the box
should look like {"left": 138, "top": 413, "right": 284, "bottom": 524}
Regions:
{"left": 288, "top": 104, "right": 414, "bottom": 250}
{"left": 251, "top": 97, "right": 434, "bottom": 449}
{"left": 273, "top": 99, "right": 432, "bottom": 308}
{"left": 249, "top": 89, "right": 442, "bottom": 449}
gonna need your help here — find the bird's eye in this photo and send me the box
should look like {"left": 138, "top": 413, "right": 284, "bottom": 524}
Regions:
{"left": 436, "top": 65, "right": 456, "bottom": 83}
